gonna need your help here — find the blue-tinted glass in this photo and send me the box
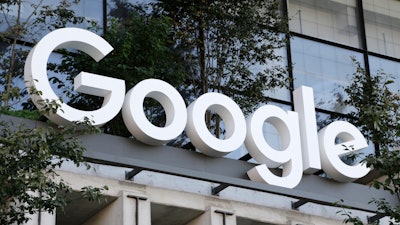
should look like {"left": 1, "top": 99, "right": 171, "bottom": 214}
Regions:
{"left": 292, "top": 38, "right": 363, "bottom": 113}
{"left": 261, "top": 47, "right": 291, "bottom": 101}
{"left": 71, "top": 0, "right": 104, "bottom": 32}
{"left": 0, "top": 0, "right": 102, "bottom": 41}
{"left": 369, "top": 56, "right": 400, "bottom": 93}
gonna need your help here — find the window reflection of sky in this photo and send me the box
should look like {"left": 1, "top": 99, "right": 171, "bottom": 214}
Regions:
{"left": 369, "top": 56, "right": 400, "bottom": 93}
{"left": 291, "top": 37, "right": 363, "bottom": 114}
{"left": 1, "top": 0, "right": 396, "bottom": 164}
{"left": 0, "top": 0, "right": 103, "bottom": 40}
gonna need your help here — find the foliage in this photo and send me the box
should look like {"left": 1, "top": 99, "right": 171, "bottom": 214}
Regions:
{"left": 157, "top": 0, "right": 290, "bottom": 136}
{"left": 0, "top": 86, "right": 108, "bottom": 225}
{"left": 53, "top": 0, "right": 290, "bottom": 141}
{"left": 338, "top": 60, "right": 400, "bottom": 224}
{"left": 336, "top": 200, "right": 366, "bottom": 225}
{"left": 343, "top": 59, "right": 400, "bottom": 155}
{"left": 0, "top": 116, "right": 108, "bottom": 225}
{"left": 0, "top": 1, "right": 110, "bottom": 224}
{"left": 0, "top": 0, "right": 84, "bottom": 109}
{"left": 54, "top": 0, "right": 188, "bottom": 137}
{"left": 0, "top": 109, "right": 42, "bottom": 120}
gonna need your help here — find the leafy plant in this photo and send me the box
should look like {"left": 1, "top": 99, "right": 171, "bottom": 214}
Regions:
{"left": 338, "top": 59, "right": 400, "bottom": 224}
{"left": 0, "top": 116, "right": 108, "bottom": 225}
{"left": 54, "top": 0, "right": 188, "bottom": 137}
{"left": 158, "top": 0, "right": 290, "bottom": 137}
{"left": 0, "top": 1, "right": 110, "bottom": 224}
{"left": 342, "top": 59, "right": 400, "bottom": 155}
{"left": 0, "top": 0, "right": 84, "bottom": 109}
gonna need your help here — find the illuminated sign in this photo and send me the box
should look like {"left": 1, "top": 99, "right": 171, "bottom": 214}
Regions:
{"left": 24, "top": 28, "right": 370, "bottom": 189}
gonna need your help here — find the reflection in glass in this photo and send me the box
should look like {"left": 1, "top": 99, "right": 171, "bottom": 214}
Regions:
{"left": 364, "top": 0, "right": 400, "bottom": 58}
{"left": 288, "top": 0, "right": 361, "bottom": 48}
{"left": 71, "top": 0, "right": 103, "bottom": 32}
{"left": 0, "top": 0, "right": 101, "bottom": 41}
{"left": 254, "top": 47, "right": 291, "bottom": 102}
{"left": 369, "top": 56, "right": 400, "bottom": 93}
{"left": 291, "top": 38, "right": 363, "bottom": 113}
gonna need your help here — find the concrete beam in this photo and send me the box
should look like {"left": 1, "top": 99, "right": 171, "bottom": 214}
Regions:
{"left": 79, "top": 133, "right": 398, "bottom": 213}
{"left": 2, "top": 115, "right": 398, "bottom": 213}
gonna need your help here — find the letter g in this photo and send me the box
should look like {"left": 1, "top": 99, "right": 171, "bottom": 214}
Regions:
{"left": 24, "top": 28, "right": 125, "bottom": 126}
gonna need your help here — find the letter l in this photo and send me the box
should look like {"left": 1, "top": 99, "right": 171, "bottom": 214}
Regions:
{"left": 293, "top": 86, "right": 321, "bottom": 174}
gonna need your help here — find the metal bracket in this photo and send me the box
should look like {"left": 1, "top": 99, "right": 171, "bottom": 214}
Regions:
{"left": 239, "top": 153, "right": 252, "bottom": 161}
{"left": 291, "top": 198, "right": 309, "bottom": 210}
{"left": 211, "top": 184, "right": 230, "bottom": 195}
{"left": 367, "top": 213, "right": 386, "bottom": 224}
{"left": 125, "top": 167, "right": 144, "bottom": 180}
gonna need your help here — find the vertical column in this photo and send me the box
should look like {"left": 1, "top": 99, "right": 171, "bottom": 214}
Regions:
{"left": 186, "top": 206, "right": 236, "bottom": 225}
{"left": 125, "top": 193, "right": 151, "bottom": 225}
{"left": 83, "top": 191, "right": 150, "bottom": 225}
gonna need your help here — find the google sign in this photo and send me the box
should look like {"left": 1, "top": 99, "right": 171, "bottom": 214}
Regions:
{"left": 24, "top": 28, "right": 370, "bottom": 189}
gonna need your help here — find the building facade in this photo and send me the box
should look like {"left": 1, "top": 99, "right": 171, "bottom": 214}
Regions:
{"left": 3, "top": 0, "right": 400, "bottom": 224}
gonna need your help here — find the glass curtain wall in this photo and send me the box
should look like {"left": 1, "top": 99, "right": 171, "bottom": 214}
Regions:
{"left": 0, "top": 0, "right": 103, "bottom": 40}
{"left": 363, "top": 0, "right": 400, "bottom": 93}
{"left": 2, "top": 0, "right": 400, "bottom": 159}
{"left": 290, "top": 37, "right": 363, "bottom": 113}
{"left": 364, "top": 0, "right": 400, "bottom": 59}
{"left": 288, "top": 0, "right": 361, "bottom": 48}
{"left": 71, "top": 0, "right": 103, "bottom": 32}
{"left": 2, "top": 0, "right": 400, "bottom": 115}
{"left": 286, "top": 0, "right": 400, "bottom": 160}
{"left": 287, "top": 0, "right": 363, "bottom": 114}
{"left": 287, "top": 0, "right": 400, "bottom": 114}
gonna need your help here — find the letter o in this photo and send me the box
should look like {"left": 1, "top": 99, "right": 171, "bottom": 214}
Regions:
{"left": 185, "top": 93, "right": 246, "bottom": 157}
{"left": 122, "top": 79, "right": 187, "bottom": 145}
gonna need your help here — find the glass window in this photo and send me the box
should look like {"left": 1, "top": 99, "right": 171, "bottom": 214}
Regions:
{"left": 0, "top": 44, "right": 30, "bottom": 109}
{"left": 369, "top": 56, "right": 400, "bottom": 93}
{"left": 0, "top": 45, "right": 69, "bottom": 110}
{"left": 106, "top": 0, "right": 155, "bottom": 18}
{"left": 254, "top": 47, "right": 291, "bottom": 102}
{"left": 288, "top": 0, "right": 361, "bottom": 48}
{"left": 71, "top": 0, "right": 104, "bottom": 31}
{"left": 291, "top": 37, "right": 363, "bottom": 113}
{"left": 0, "top": 0, "right": 103, "bottom": 41}
{"left": 364, "top": 0, "right": 400, "bottom": 58}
